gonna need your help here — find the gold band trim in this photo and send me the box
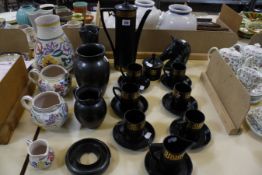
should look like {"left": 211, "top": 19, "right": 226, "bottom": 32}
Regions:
{"left": 122, "top": 93, "right": 139, "bottom": 100}
{"left": 37, "top": 21, "right": 60, "bottom": 28}
{"left": 150, "top": 69, "right": 158, "bottom": 76}
{"left": 116, "top": 11, "right": 136, "bottom": 18}
{"left": 163, "top": 150, "right": 184, "bottom": 161}
{"left": 188, "top": 123, "right": 204, "bottom": 130}
{"left": 127, "top": 122, "right": 145, "bottom": 131}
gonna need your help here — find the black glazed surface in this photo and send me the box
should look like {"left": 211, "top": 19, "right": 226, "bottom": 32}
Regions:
{"left": 113, "top": 121, "right": 155, "bottom": 150}
{"left": 162, "top": 93, "right": 198, "bottom": 117}
{"left": 145, "top": 143, "right": 193, "bottom": 175}
{"left": 118, "top": 75, "right": 150, "bottom": 92}
{"left": 65, "top": 138, "right": 111, "bottom": 175}
{"left": 160, "top": 74, "right": 192, "bottom": 90}
{"left": 74, "top": 43, "right": 110, "bottom": 95}
{"left": 111, "top": 96, "right": 148, "bottom": 118}
{"left": 170, "top": 119, "right": 211, "bottom": 150}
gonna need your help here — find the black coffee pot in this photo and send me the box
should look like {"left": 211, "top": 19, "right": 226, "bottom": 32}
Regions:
{"left": 100, "top": 0, "right": 151, "bottom": 69}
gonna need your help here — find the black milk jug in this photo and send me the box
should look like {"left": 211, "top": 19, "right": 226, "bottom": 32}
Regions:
{"left": 100, "top": 0, "right": 151, "bottom": 69}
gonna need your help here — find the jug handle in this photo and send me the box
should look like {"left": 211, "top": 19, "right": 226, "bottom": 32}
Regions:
{"left": 100, "top": 8, "right": 116, "bottom": 57}
{"left": 28, "top": 69, "right": 40, "bottom": 84}
{"left": 120, "top": 67, "right": 127, "bottom": 78}
{"left": 134, "top": 9, "right": 152, "bottom": 61}
{"left": 112, "top": 87, "right": 122, "bottom": 101}
{"left": 25, "top": 139, "right": 33, "bottom": 146}
{"left": 21, "top": 95, "right": 33, "bottom": 111}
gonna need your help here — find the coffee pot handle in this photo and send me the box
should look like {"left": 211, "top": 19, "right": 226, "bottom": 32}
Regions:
{"left": 100, "top": 8, "right": 116, "bottom": 58}
{"left": 28, "top": 69, "right": 40, "bottom": 84}
{"left": 113, "top": 87, "right": 122, "bottom": 101}
{"left": 21, "top": 95, "right": 33, "bottom": 111}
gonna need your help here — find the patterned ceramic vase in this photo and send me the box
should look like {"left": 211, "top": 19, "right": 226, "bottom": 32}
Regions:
{"left": 21, "top": 91, "right": 68, "bottom": 129}
{"left": 16, "top": 4, "right": 36, "bottom": 25}
{"left": 34, "top": 14, "right": 74, "bottom": 71}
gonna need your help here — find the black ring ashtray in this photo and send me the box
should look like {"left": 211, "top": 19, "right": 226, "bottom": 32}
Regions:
{"left": 65, "top": 138, "right": 111, "bottom": 175}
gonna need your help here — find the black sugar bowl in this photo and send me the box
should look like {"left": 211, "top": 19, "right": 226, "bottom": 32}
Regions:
{"left": 143, "top": 54, "right": 163, "bottom": 81}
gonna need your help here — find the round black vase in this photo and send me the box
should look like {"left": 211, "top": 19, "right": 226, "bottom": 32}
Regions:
{"left": 74, "top": 86, "right": 107, "bottom": 129}
{"left": 74, "top": 43, "right": 110, "bottom": 95}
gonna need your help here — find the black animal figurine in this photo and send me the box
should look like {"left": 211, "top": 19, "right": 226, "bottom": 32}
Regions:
{"left": 160, "top": 36, "right": 191, "bottom": 70}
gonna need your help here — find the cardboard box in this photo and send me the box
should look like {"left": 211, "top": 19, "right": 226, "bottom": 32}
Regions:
{"left": 94, "top": 4, "right": 241, "bottom": 59}
{"left": 0, "top": 57, "right": 35, "bottom": 144}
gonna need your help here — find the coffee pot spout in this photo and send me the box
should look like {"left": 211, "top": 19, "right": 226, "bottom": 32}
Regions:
{"left": 134, "top": 9, "right": 151, "bottom": 58}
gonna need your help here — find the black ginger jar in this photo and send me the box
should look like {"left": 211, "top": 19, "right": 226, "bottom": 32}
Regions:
{"left": 74, "top": 86, "right": 107, "bottom": 129}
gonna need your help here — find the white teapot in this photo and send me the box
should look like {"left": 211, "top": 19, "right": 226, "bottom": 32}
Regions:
{"left": 135, "top": 0, "right": 161, "bottom": 29}
{"left": 157, "top": 4, "right": 197, "bottom": 30}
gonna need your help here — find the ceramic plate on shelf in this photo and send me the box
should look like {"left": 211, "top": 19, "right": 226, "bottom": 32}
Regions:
{"left": 246, "top": 107, "right": 262, "bottom": 137}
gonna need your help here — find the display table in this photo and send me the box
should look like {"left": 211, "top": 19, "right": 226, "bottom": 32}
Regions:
{"left": 1, "top": 59, "right": 261, "bottom": 175}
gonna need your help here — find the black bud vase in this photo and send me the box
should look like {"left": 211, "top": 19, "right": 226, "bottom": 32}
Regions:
{"left": 74, "top": 43, "right": 110, "bottom": 95}
{"left": 74, "top": 86, "right": 107, "bottom": 129}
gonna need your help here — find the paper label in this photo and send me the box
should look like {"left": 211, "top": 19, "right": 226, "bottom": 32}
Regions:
{"left": 122, "top": 19, "right": 131, "bottom": 26}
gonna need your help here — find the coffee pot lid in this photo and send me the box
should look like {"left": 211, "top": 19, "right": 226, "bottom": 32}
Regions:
{"left": 115, "top": 0, "right": 137, "bottom": 11}
{"left": 143, "top": 54, "right": 163, "bottom": 68}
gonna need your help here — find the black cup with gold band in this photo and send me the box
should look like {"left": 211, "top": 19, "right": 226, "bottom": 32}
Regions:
{"left": 111, "top": 82, "right": 148, "bottom": 118}
{"left": 145, "top": 135, "right": 193, "bottom": 175}
{"left": 162, "top": 82, "right": 198, "bottom": 117}
{"left": 169, "top": 110, "right": 212, "bottom": 150}
{"left": 161, "top": 62, "right": 192, "bottom": 90}
{"left": 113, "top": 110, "right": 155, "bottom": 150}
{"left": 118, "top": 63, "right": 150, "bottom": 91}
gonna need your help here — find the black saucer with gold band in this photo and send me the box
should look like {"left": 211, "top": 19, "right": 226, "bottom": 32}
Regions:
{"left": 160, "top": 62, "right": 192, "bottom": 90}
{"left": 169, "top": 110, "right": 211, "bottom": 150}
{"left": 118, "top": 75, "right": 150, "bottom": 92}
{"left": 160, "top": 74, "right": 191, "bottom": 90}
{"left": 119, "top": 63, "right": 150, "bottom": 91}
{"left": 162, "top": 82, "right": 198, "bottom": 117}
{"left": 113, "top": 110, "right": 155, "bottom": 150}
{"left": 145, "top": 135, "right": 193, "bottom": 175}
{"left": 162, "top": 93, "right": 198, "bottom": 117}
{"left": 111, "top": 96, "right": 148, "bottom": 118}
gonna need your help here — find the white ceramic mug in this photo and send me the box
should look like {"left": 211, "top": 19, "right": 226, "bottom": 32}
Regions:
{"left": 28, "top": 64, "right": 71, "bottom": 96}
{"left": 26, "top": 139, "right": 54, "bottom": 169}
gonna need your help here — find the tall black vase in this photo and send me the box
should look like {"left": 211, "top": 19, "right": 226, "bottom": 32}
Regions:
{"left": 74, "top": 43, "right": 110, "bottom": 95}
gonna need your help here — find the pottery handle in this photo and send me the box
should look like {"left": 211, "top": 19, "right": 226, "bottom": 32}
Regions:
{"left": 207, "top": 47, "right": 219, "bottom": 60}
{"left": 25, "top": 139, "right": 33, "bottom": 146}
{"left": 73, "top": 87, "right": 78, "bottom": 99}
{"left": 113, "top": 87, "right": 122, "bottom": 101}
{"left": 120, "top": 67, "right": 127, "bottom": 78}
{"left": 28, "top": 69, "right": 40, "bottom": 84}
{"left": 163, "top": 67, "right": 170, "bottom": 76}
{"left": 21, "top": 95, "right": 33, "bottom": 111}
